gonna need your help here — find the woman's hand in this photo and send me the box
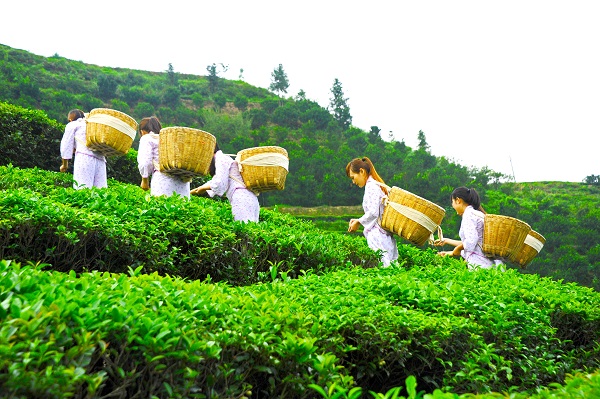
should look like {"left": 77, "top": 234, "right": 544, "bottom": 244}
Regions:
{"left": 140, "top": 178, "right": 150, "bottom": 191}
{"left": 191, "top": 186, "right": 208, "bottom": 196}
{"left": 348, "top": 219, "right": 361, "bottom": 233}
{"left": 433, "top": 238, "right": 447, "bottom": 247}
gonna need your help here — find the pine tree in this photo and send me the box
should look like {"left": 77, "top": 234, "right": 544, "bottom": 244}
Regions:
{"left": 329, "top": 78, "right": 352, "bottom": 130}
{"left": 269, "top": 64, "right": 290, "bottom": 106}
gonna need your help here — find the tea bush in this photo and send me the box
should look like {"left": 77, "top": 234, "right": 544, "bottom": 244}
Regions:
{"left": 0, "top": 101, "right": 143, "bottom": 185}
{"left": 1, "top": 259, "right": 599, "bottom": 398}
{"left": 0, "top": 165, "right": 379, "bottom": 284}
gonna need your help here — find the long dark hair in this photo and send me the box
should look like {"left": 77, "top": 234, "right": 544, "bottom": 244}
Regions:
{"left": 451, "top": 186, "right": 486, "bottom": 213}
{"left": 345, "top": 156, "right": 388, "bottom": 194}
{"left": 208, "top": 142, "right": 221, "bottom": 176}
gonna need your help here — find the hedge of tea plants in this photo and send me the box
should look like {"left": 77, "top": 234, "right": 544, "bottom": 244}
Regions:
{"left": 1, "top": 255, "right": 599, "bottom": 398}
{"left": 1, "top": 165, "right": 600, "bottom": 398}
{"left": 0, "top": 165, "right": 379, "bottom": 284}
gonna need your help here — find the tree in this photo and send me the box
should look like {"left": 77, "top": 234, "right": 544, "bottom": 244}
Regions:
{"left": 328, "top": 78, "right": 352, "bottom": 130}
{"left": 269, "top": 64, "right": 289, "bottom": 101}
{"left": 97, "top": 73, "right": 118, "bottom": 100}
{"left": 162, "top": 86, "right": 181, "bottom": 107}
{"left": 166, "top": 63, "right": 178, "bottom": 86}
{"left": 584, "top": 174, "right": 600, "bottom": 185}
{"left": 206, "top": 63, "right": 229, "bottom": 93}
{"left": 233, "top": 95, "right": 248, "bottom": 111}
{"left": 417, "top": 130, "right": 430, "bottom": 152}
{"left": 368, "top": 126, "right": 382, "bottom": 143}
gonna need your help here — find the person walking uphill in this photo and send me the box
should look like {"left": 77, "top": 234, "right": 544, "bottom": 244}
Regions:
{"left": 346, "top": 157, "right": 398, "bottom": 267}
{"left": 59, "top": 109, "right": 107, "bottom": 189}
{"left": 190, "top": 144, "right": 260, "bottom": 222}
{"left": 137, "top": 116, "right": 190, "bottom": 198}
{"left": 434, "top": 186, "right": 502, "bottom": 270}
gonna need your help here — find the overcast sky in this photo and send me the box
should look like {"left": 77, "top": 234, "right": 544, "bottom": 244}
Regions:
{"left": 1, "top": 0, "right": 599, "bottom": 182}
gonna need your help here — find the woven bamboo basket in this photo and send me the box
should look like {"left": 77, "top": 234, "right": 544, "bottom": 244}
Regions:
{"left": 510, "top": 230, "right": 545, "bottom": 268}
{"left": 158, "top": 126, "right": 216, "bottom": 179}
{"left": 85, "top": 108, "right": 138, "bottom": 156}
{"left": 482, "top": 214, "right": 531, "bottom": 260}
{"left": 237, "top": 146, "right": 289, "bottom": 192}
{"left": 380, "top": 187, "right": 446, "bottom": 246}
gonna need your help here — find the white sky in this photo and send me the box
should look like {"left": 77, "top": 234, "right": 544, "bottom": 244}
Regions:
{"left": 1, "top": 0, "right": 599, "bottom": 182}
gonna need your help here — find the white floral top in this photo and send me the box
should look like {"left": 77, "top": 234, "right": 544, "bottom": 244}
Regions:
{"left": 358, "top": 176, "right": 386, "bottom": 233}
{"left": 460, "top": 205, "right": 495, "bottom": 269}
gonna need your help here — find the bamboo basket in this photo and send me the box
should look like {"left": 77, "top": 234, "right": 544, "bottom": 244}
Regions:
{"left": 510, "top": 230, "right": 545, "bottom": 268}
{"left": 85, "top": 108, "right": 138, "bottom": 156}
{"left": 158, "top": 127, "right": 216, "bottom": 179}
{"left": 237, "top": 146, "right": 289, "bottom": 192}
{"left": 380, "top": 187, "right": 446, "bottom": 246}
{"left": 482, "top": 214, "right": 531, "bottom": 260}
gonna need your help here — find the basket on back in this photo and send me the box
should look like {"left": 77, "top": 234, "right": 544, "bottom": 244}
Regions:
{"left": 482, "top": 214, "right": 531, "bottom": 260}
{"left": 236, "top": 146, "right": 289, "bottom": 193}
{"left": 380, "top": 187, "right": 446, "bottom": 246}
{"left": 509, "top": 229, "right": 545, "bottom": 268}
{"left": 158, "top": 127, "right": 216, "bottom": 180}
{"left": 85, "top": 108, "right": 138, "bottom": 156}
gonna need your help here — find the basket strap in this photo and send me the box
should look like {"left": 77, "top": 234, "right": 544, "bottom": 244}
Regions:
{"left": 383, "top": 198, "right": 440, "bottom": 235}
{"left": 235, "top": 152, "right": 289, "bottom": 172}
{"left": 229, "top": 174, "right": 259, "bottom": 196}
{"left": 75, "top": 137, "right": 87, "bottom": 149}
{"left": 86, "top": 113, "right": 137, "bottom": 140}
{"left": 524, "top": 234, "right": 544, "bottom": 252}
{"left": 428, "top": 226, "right": 444, "bottom": 245}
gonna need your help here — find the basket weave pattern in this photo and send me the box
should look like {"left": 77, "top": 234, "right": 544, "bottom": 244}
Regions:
{"left": 238, "top": 146, "right": 289, "bottom": 192}
{"left": 85, "top": 108, "right": 138, "bottom": 156}
{"left": 510, "top": 230, "right": 545, "bottom": 268}
{"left": 158, "top": 127, "right": 216, "bottom": 179}
{"left": 482, "top": 214, "right": 531, "bottom": 260}
{"left": 380, "top": 187, "right": 446, "bottom": 246}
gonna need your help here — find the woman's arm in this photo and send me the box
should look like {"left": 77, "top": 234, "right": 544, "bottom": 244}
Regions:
{"left": 434, "top": 237, "right": 462, "bottom": 247}
{"left": 356, "top": 181, "right": 382, "bottom": 228}
{"left": 60, "top": 123, "right": 75, "bottom": 170}
{"left": 191, "top": 182, "right": 211, "bottom": 196}
{"left": 435, "top": 237, "right": 464, "bottom": 257}
{"left": 137, "top": 136, "right": 154, "bottom": 179}
{"left": 197, "top": 152, "right": 230, "bottom": 197}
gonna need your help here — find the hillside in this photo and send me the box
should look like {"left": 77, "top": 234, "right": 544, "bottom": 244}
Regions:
{"left": 1, "top": 42, "right": 599, "bottom": 293}
{"left": 0, "top": 43, "right": 510, "bottom": 208}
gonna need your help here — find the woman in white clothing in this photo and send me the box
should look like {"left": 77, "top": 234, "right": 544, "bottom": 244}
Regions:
{"left": 137, "top": 116, "right": 190, "bottom": 198}
{"left": 346, "top": 157, "right": 398, "bottom": 267}
{"left": 434, "top": 186, "right": 499, "bottom": 269}
{"left": 59, "top": 109, "right": 107, "bottom": 189}
{"left": 190, "top": 144, "right": 259, "bottom": 222}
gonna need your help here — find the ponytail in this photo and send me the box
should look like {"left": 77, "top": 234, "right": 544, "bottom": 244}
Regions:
{"left": 451, "top": 186, "right": 485, "bottom": 213}
{"left": 346, "top": 157, "right": 388, "bottom": 195}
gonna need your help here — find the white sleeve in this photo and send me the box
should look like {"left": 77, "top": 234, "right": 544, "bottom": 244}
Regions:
{"left": 137, "top": 136, "right": 154, "bottom": 178}
{"left": 205, "top": 152, "right": 230, "bottom": 196}
{"left": 358, "top": 181, "right": 382, "bottom": 227}
{"left": 60, "top": 123, "right": 76, "bottom": 160}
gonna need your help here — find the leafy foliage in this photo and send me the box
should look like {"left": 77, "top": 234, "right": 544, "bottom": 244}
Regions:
{"left": 0, "top": 165, "right": 379, "bottom": 284}
{"left": 0, "top": 44, "right": 515, "bottom": 210}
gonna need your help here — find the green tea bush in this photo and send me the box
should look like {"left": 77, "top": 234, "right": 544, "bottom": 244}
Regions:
{"left": 1, "top": 259, "right": 599, "bottom": 398}
{"left": 0, "top": 101, "right": 143, "bottom": 186}
{"left": 0, "top": 165, "right": 379, "bottom": 284}
{"left": 0, "top": 101, "right": 64, "bottom": 170}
